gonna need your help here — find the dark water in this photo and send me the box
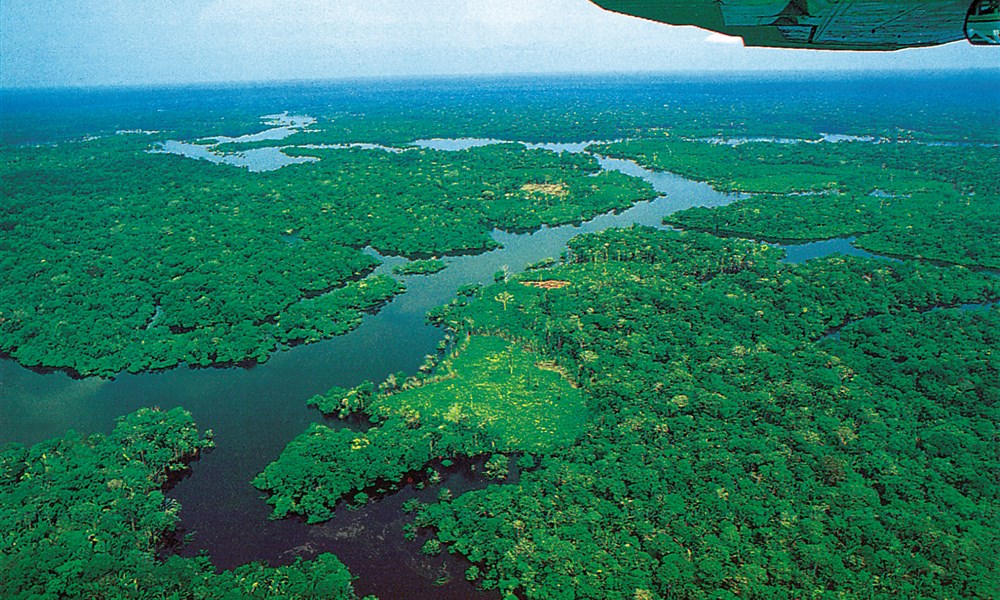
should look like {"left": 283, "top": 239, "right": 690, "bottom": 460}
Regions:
{"left": 0, "top": 132, "right": 748, "bottom": 598}
{"left": 2, "top": 74, "right": 993, "bottom": 598}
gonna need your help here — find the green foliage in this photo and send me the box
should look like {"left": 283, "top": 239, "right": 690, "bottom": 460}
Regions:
{"left": 0, "top": 408, "right": 364, "bottom": 599}
{"left": 259, "top": 224, "right": 998, "bottom": 593}
{"left": 254, "top": 336, "right": 587, "bottom": 522}
{"left": 421, "top": 539, "right": 442, "bottom": 556}
{"left": 525, "top": 257, "right": 558, "bottom": 271}
{"left": 252, "top": 415, "right": 490, "bottom": 523}
{"left": 307, "top": 381, "right": 375, "bottom": 418}
{"left": 597, "top": 137, "right": 1000, "bottom": 268}
{"left": 0, "top": 407, "right": 209, "bottom": 586}
{"left": 9, "top": 78, "right": 1000, "bottom": 599}
{"left": 156, "top": 553, "right": 361, "bottom": 600}
{"left": 415, "top": 227, "right": 999, "bottom": 599}
{"left": 381, "top": 335, "right": 588, "bottom": 453}
{"left": 484, "top": 454, "right": 510, "bottom": 480}
{"left": 102, "top": 77, "right": 992, "bottom": 153}
{"left": 427, "top": 468, "right": 443, "bottom": 486}
{"left": 456, "top": 283, "right": 482, "bottom": 297}
{"left": 392, "top": 259, "right": 447, "bottom": 276}
{"left": 275, "top": 276, "right": 403, "bottom": 345}
{"left": 1, "top": 137, "right": 654, "bottom": 377}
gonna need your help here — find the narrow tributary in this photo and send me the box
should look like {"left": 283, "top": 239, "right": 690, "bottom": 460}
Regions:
{"left": 0, "top": 134, "right": 898, "bottom": 600}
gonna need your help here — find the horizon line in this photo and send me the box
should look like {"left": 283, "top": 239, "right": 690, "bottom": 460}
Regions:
{"left": 3, "top": 66, "right": 999, "bottom": 94}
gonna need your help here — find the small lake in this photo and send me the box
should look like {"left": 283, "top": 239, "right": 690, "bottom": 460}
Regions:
{"left": 694, "top": 132, "right": 996, "bottom": 148}
{"left": 151, "top": 112, "right": 321, "bottom": 171}
{"left": 0, "top": 131, "right": 894, "bottom": 599}
{"left": 411, "top": 138, "right": 617, "bottom": 154}
{"left": 153, "top": 140, "right": 320, "bottom": 171}
{"left": 777, "top": 236, "right": 878, "bottom": 264}
{"left": 695, "top": 133, "right": 886, "bottom": 146}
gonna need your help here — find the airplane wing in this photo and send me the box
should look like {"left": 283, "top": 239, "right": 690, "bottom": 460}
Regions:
{"left": 589, "top": 0, "right": 1000, "bottom": 50}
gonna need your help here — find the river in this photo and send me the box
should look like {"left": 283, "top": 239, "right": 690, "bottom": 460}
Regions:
{"left": 0, "top": 132, "right": 892, "bottom": 599}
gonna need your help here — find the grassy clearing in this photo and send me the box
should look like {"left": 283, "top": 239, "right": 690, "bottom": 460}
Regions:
{"left": 384, "top": 335, "right": 587, "bottom": 453}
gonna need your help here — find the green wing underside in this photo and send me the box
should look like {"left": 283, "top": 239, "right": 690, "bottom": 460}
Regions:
{"left": 589, "top": 0, "right": 984, "bottom": 50}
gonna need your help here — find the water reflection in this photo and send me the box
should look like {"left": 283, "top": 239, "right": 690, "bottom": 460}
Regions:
{"left": 152, "top": 140, "right": 319, "bottom": 171}
{"left": 411, "top": 138, "right": 618, "bottom": 154}
{"left": 778, "top": 237, "right": 880, "bottom": 264}
{"left": 0, "top": 128, "right": 894, "bottom": 599}
{"left": 151, "top": 112, "right": 319, "bottom": 172}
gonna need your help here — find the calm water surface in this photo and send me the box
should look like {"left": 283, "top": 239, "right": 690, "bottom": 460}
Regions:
{"left": 0, "top": 134, "right": 887, "bottom": 599}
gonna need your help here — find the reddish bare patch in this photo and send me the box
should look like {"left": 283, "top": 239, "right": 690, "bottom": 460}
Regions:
{"left": 521, "top": 280, "right": 571, "bottom": 290}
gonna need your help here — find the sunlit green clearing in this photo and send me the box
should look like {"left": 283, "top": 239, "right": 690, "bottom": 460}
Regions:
{"left": 387, "top": 335, "right": 587, "bottom": 453}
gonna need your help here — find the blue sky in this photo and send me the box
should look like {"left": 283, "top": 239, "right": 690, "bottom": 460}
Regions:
{"left": 1, "top": 0, "right": 993, "bottom": 89}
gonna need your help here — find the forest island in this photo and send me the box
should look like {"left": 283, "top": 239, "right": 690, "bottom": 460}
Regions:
{"left": 2, "top": 74, "right": 998, "bottom": 599}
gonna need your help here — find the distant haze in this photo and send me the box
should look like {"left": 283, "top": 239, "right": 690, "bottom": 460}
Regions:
{"left": 1, "top": 0, "right": 994, "bottom": 89}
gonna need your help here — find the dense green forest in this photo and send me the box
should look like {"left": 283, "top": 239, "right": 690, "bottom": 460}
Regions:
{"left": 254, "top": 335, "right": 588, "bottom": 522}
{"left": 5, "top": 76, "right": 999, "bottom": 149}
{"left": 4, "top": 77, "right": 999, "bottom": 599}
{"left": 0, "top": 408, "right": 368, "bottom": 599}
{"left": 392, "top": 259, "right": 448, "bottom": 276}
{"left": 1, "top": 136, "right": 653, "bottom": 377}
{"left": 258, "top": 227, "right": 999, "bottom": 599}
{"left": 4, "top": 78, "right": 998, "bottom": 378}
{"left": 594, "top": 138, "right": 999, "bottom": 269}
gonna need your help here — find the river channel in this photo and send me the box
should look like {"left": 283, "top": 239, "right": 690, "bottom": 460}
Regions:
{"left": 0, "top": 126, "right": 891, "bottom": 599}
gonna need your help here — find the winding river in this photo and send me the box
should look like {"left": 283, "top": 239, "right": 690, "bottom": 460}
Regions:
{"left": 0, "top": 128, "right": 895, "bottom": 599}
